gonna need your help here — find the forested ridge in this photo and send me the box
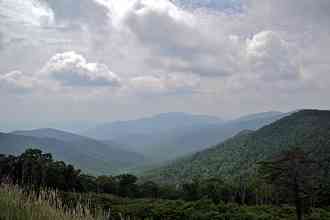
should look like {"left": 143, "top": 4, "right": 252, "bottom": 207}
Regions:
{"left": 143, "top": 110, "right": 330, "bottom": 184}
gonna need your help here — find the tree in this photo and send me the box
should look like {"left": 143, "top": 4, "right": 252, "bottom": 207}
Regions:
{"left": 139, "top": 181, "right": 160, "bottom": 198}
{"left": 0, "top": 149, "right": 84, "bottom": 192}
{"left": 78, "top": 175, "right": 97, "bottom": 192}
{"left": 117, "top": 174, "right": 138, "bottom": 197}
{"left": 258, "top": 148, "right": 319, "bottom": 220}
{"left": 200, "top": 177, "right": 230, "bottom": 204}
{"left": 18, "top": 149, "right": 53, "bottom": 188}
{"left": 182, "top": 179, "right": 201, "bottom": 201}
{"left": 96, "top": 175, "right": 118, "bottom": 194}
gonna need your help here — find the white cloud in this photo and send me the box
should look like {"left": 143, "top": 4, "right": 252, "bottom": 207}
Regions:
{"left": 245, "top": 30, "right": 300, "bottom": 82}
{"left": 40, "top": 51, "right": 121, "bottom": 87}
{"left": 0, "top": 51, "right": 122, "bottom": 95}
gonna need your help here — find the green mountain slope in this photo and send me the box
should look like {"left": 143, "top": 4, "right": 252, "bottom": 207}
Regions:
{"left": 0, "top": 130, "right": 145, "bottom": 175}
{"left": 143, "top": 110, "right": 330, "bottom": 183}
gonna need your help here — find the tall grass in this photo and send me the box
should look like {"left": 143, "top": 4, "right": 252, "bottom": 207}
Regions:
{"left": 0, "top": 185, "right": 109, "bottom": 220}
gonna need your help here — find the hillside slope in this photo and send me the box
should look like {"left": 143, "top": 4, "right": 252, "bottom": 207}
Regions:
{"left": 0, "top": 130, "right": 145, "bottom": 175}
{"left": 143, "top": 110, "right": 330, "bottom": 183}
{"left": 150, "top": 111, "right": 287, "bottom": 159}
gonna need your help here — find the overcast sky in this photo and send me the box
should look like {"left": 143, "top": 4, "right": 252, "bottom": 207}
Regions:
{"left": 0, "top": 0, "right": 330, "bottom": 129}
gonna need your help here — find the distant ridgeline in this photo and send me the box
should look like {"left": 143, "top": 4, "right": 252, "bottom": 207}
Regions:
{"left": 143, "top": 110, "right": 330, "bottom": 184}
{"left": 0, "top": 129, "right": 145, "bottom": 175}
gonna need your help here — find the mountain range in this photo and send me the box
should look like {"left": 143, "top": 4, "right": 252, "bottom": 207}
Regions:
{"left": 0, "top": 111, "right": 291, "bottom": 175}
{"left": 142, "top": 110, "right": 330, "bottom": 184}
{"left": 83, "top": 111, "right": 288, "bottom": 161}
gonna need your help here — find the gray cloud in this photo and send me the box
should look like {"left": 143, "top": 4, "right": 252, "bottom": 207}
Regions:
{"left": 174, "top": 0, "right": 242, "bottom": 11}
{"left": 245, "top": 0, "right": 330, "bottom": 30}
{"left": 0, "top": 0, "right": 54, "bottom": 26}
{"left": 127, "top": 73, "right": 201, "bottom": 96}
{"left": 116, "top": 0, "right": 239, "bottom": 76}
{"left": 0, "top": 32, "right": 3, "bottom": 50}
{"left": 43, "top": 0, "right": 109, "bottom": 27}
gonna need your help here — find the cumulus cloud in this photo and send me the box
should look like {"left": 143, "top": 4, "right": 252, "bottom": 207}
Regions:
{"left": 0, "top": 52, "right": 122, "bottom": 94}
{"left": 245, "top": 31, "right": 300, "bottom": 82}
{"left": 107, "top": 0, "right": 237, "bottom": 76}
{"left": 40, "top": 51, "right": 121, "bottom": 87}
{"left": 110, "top": 0, "right": 196, "bottom": 52}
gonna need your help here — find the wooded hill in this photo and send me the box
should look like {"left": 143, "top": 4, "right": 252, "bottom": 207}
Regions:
{"left": 143, "top": 110, "right": 330, "bottom": 184}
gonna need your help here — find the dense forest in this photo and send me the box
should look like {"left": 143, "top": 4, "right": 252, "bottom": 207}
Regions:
{"left": 1, "top": 145, "right": 330, "bottom": 220}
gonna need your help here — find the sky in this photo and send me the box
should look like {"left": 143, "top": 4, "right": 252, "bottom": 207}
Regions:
{"left": 0, "top": 0, "right": 330, "bottom": 129}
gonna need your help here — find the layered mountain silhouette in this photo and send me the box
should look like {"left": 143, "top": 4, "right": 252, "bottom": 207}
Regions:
{"left": 84, "top": 111, "right": 287, "bottom": 161}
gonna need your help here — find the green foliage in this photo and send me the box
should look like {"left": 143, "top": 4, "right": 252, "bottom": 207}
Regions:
{"left": 0, "top": 149, "right": 82, "bottom": 192}
{"left": 61, "top": 192, "right": 330, "bottom": 220}
{"left": 144, "top": 110, "right": 330, "bottom": 185}
{"left": 0, "top": 149, "right": 180, "bottom": 199}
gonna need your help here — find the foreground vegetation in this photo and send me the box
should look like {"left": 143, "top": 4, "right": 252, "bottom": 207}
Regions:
{"left": 1, "top": 184, "right": 330, "bottom": 220}
{"left": 0, "top": 185, "right": 109, "bottom": 220}
{"left": 1, "top": 147, "right": 330, "bottom": 220}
